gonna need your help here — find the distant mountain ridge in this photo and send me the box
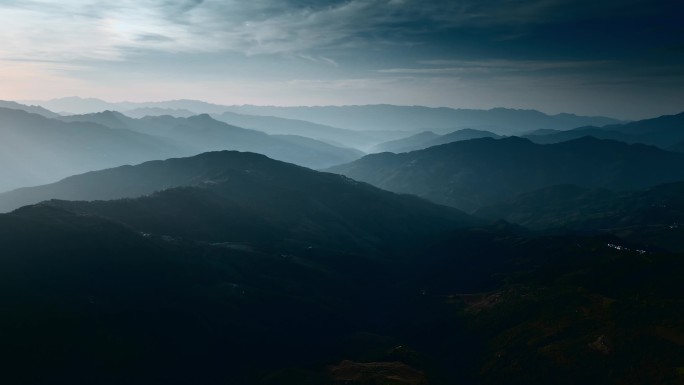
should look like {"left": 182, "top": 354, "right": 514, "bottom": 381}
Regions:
{"left": 526, "top": 111, "right": 684, "bottom": 149}
{"left": 25, "top": 97, "right": 624, "bottom": 135}
{"left": 0, "top": 107, "right": 181, "bottom": 192}
{"left": 120, "top": 108, "right": 408, "bottom": 151}
{"left": 0, "top": 100, "right": 61, "bottom": 118}
{"left": 222, "top": 105, "right": 624, "bottom": 135}
{"left": 22, "top": 97, "right": 232, "bottom": 115}
{"left": 371, "top": 128, "right": 502, "bottom": 153}
{"left": 210, "top": 110, "right": 407, "bottom": 150}
{"left": 328, "top": 136, "right": 684, "bottom": 211}
{"left": 0, "top": 108, "right": 364, "bottom": 192}
{"left": 59, "top": 111, "right": 363, "bottom": 169}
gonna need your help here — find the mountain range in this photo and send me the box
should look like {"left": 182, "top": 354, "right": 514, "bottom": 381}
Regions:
{"left": 0, "top": 107, "right": 363, "bottom": 191}
{"left": 5, "top": 97, "right": 684, "bottom": 385}
{"left": 328, "top": 136, "right": 684, "bottom": 212}
{"left": 525, "top": 111, "right": 684, "bottom": 150}
{"left": 0, "top": 107, "right": 180, "bottom": 192}
{"left": 58, "top": 111, "right": 363, "bottom": 168}
{"left": 0, "top": 100, "right": 60, "bottom": 118}
{"left": 223, "top": 105, "right": 624, "bottom": 135}
{"left": 211, "top": 110, "right": 410, "bottom": 151}
{"left": 2, "top": 158, "right": 683, "bottom": 384}
{"left": 370, "top": 129, "right": 503, "bottom": 153}
{"left": 25, "top": 97, "right": 624, "bottom": 136}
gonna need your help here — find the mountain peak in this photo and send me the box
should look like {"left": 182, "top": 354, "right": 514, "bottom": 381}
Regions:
{"left": 188, "top": 113, "right": 215, "bottom": 121}
{"left": 98, "top": 110, "right": 126, "bottom": 118}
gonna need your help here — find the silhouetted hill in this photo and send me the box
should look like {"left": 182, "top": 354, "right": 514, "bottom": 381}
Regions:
{"left": 371, "top": 129, "right": 502, "bottom": 153}
{"left": 0, "top": 108, "right": 180, "bottom": 192}
{"left": 428, "top": 129, "right": 502, "bottom": 147}
{"left": 0, "top": 150, "right": 368, "bottom": 213}
{"left": 525, "top": 126, "right": 637, "bottom": 144}
{"left": 0, "top": 151, "right": 262, "bottom": 212}
{"left": 0, "top": 152, "right": 478, "bottom": 383}
{"left": 61, "top": 111, "right": 362, "bottom": 169}
{"left": 59, "top": 110, "right": 134, "bottom": 129}
{"left": 476, "top": 182, "right": 684, "bottom": 252}
{"left": 328, "top": 136, "right": 684, "bottom": 211}
{"left": 603, "top": 111, "right": 684, "bottom": 136}
{"left": 526, "top": 111, "right": 684, "bottom": 149}
{"left": 41, "top": 151, "right": 475, "bottom": 255}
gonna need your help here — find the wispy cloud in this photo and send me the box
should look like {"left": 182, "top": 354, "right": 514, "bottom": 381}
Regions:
{"left": 380, "top": 59, "right": 614, "bottom": 77}
{"left": 2, "top": 0, "right": 634, "bottom": 63}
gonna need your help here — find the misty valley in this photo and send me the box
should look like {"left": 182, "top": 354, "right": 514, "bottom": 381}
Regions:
{"left": 1, "top": 99, "right": 684, "bottom": 384}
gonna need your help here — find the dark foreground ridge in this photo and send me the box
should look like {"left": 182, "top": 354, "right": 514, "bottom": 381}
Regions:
{"left": 2, "top": 150, "right": 684, "bottom": 384}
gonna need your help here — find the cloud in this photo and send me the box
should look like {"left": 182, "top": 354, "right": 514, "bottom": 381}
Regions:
{"left": 0, "top": 1, "right": 185, "bottom": 62}
{"left": 379, "top": 59, "right": 613, "bottom": 77}
{"left": 1, "top": 0, "right": 628, "bottom": 63}
{"left": 296, "top": 54, "right": 339, "bottom": 67}
{"left": 1, "top": 0, "right": 679, "bottom": 67}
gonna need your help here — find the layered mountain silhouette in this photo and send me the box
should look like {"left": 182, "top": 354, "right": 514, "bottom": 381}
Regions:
{"left": 0, "top": 150, "right": 480, "bottom": 384}
{"left": 0, "top": 150, "right": 475, "bottom": 247}
{"left": 60, "top": 111, "right": 362, "bottom": 169}
{"left": 211, "top": 110, "right": 400, "bottom": 150}
{"left": 23, "top": 97, "right": 232, "bottom": 115}
{"left": 0, "top": 100, "right": 60, "bottom": 118}
{"left": 526, "top": 111, "right": 684, "bottom": 149}
{"left": 371, "top": 128, "right": 502, "bottom": 153}
{"left": 0, "top": 108, "right": 368, "bottom": 192}
{"left": 121, "top": 108, "right": 391, "bottom": 151}
{"left": 0, "top": 107, "right": 180, "bottom": 192}
{"left": 328, "top": 136, "right": 684, "bottom": 211}
{"left": 28, "top": 97, "right": 623, "bottom": 135}
{"left": 223, "top": 105, "right": 624, "bottom": 135}
{"left": 6, "top": 98, "right": 684, "bottom": 385}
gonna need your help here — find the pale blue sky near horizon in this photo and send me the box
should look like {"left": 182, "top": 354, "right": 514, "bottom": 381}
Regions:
{"left": 1, "top": 0, "right": 683, "bottom": 120}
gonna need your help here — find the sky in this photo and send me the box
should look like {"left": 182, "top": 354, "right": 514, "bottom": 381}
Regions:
{"left": 0, "top": 0, "right": 682, "bottom": 119}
